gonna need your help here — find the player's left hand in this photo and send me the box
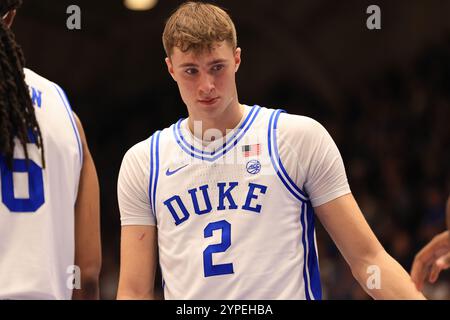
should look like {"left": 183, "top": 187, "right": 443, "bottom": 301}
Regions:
{"left": 411, "top": 230, "right": 450, "bottom": 291}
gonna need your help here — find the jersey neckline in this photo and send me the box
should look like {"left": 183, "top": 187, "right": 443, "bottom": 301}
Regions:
{"left": 172, "top": 105, "right": 262, "bottom": 162}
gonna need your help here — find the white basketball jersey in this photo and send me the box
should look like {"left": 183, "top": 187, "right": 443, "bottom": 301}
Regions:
{"left": 0, "top": 68, "right": 82, "bottom": 300}
{"left": 150, "top": 106, "right": 321, "bottom": 299}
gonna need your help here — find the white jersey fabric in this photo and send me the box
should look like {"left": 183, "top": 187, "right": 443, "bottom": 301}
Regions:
{"left": 118, "top": 105, "right": 351, "bottom": 299}
{"left": 0, "top": 68, "right": 82, "bottom": 300}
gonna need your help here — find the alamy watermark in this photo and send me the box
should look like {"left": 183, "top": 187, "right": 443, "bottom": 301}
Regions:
{"left": 366, "top": 265, "right": 381, "bottom": 290}
{"left": 66, "top": 265, "right": 81, "bottom": 290}
{"left": 366, "top": 5, "right": 381, "bottom": 30}
{"left": 66, "top": 5, "right": 81, "bottom": 30}
{"left": 64, "top": 5, "right": 381, "bottom": 31}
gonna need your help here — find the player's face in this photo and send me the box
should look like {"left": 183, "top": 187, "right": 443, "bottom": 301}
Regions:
{"left": 166, "top": 41, "right": 241, "bottom": 119}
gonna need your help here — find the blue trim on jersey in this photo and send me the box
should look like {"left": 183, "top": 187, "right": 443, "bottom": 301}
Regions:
{"left": 152, "top": 131, "right": 161, "bottom": 217}
{"left": 173, "top": 106, "right": 262, "bottom": 162}
{"left": 300, "top": 202, "right": 311, "bottom": 300}
{"left": 148, "top": 132, "right": 161, "bottom": 219}
{"left": 268, "top": 109, "right": 320, "bottom": 299}
{"left": 148, "top": 134, "right": 155, "bottom": 216}
{"left": 272, "top": 110, "right": 309, "bottom": 199}
{"left": 52, "top": 83, "right": 83, "bottom": 166}
{"left": 175, "top": 105, "right": 258, "bottom": 156}
{"left": 267, "top": 110, "right": 308, "bottom": 202}
{"left": 306, "top": 201, "right": 322, "bottom": 300}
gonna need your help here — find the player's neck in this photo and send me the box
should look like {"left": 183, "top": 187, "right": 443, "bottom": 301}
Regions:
{"left": 187, "top": 102, "right": 244, "bottom": 141}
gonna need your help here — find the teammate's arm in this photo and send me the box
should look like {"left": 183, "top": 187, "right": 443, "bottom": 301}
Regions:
{"left": 447, "top": 196, "right": 450, "bottom": 231}
{"left": 117, "top": 225, "right": 158, "bottom": 299}
{"left": 410, "top": 196, "right": 450, "bottom": 290}
{"left": 315, "top": 193, "right": 425, "bottom": 299}
{"left": 72, "top": 114, "right": 102, "bottom": 300}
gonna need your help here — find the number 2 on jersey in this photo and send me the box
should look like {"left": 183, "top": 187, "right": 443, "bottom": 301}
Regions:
{"left": 203, "top": 220, "right": 234, "bottom": 277}
{"left": 0, "top": 156, "right": 45, "bottom": 213}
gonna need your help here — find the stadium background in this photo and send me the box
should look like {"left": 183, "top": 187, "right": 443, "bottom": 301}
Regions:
{"left": 12, "top": 0, "right": 450, "bottom": 299}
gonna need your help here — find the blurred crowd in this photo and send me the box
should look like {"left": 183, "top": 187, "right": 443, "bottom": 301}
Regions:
{"left": 318, "top": 38, "right": 450, "bottom": 299}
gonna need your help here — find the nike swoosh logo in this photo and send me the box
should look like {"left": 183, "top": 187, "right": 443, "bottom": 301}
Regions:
{"left": 166, "top": 164, "right": 189, "bottom": 176}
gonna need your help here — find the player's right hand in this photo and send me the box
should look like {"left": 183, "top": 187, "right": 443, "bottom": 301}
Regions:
{"left": 411, "top": 230, "right": 450, "bottom": 291}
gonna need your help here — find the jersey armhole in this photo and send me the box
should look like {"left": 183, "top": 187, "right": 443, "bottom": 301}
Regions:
{"left": 267, "top": 109, "right": 309, "bottom": 203}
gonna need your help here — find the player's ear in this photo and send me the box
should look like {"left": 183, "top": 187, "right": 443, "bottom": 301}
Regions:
{"left": 234, "top": 47, "right": 241, "bottom": 73}
{"left": 165, "top": 57, "right": 177, "bottom": 82}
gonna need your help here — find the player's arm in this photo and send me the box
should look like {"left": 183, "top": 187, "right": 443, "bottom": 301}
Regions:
{"left": 410, "top": 196, "right": 450, "bottom": 290}
{"left": 116, "top": 142, "right": 158, "bottom": 299}
{"left": 315, "top": 193, "right": 425, "bottom": 299}
{"left": 117, "top": 225, "right": 158, "bottom": 299}
{"left": 72, "top": 114, "right": 102, "bottom": 300}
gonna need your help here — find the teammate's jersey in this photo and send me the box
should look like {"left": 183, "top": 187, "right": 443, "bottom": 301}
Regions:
{"left": 118, "top": 105, "right": 351, "bottom": 299}
{"left": 0, "top": 68, "right": 83, "bottom": 300}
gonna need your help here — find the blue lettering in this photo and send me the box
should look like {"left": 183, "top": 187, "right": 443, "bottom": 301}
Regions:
{"left": 163, "top": 195, "right": 190, "bottom": 225}
{"left": 217, "top": 182, "right": 238, "bottom": 210}
{"left": 188, "top": 185, "right": 212, "bottom": 215}
{"left": 242, "top": 183, "right": 267, "bottom": 213}
{"left": 164, "top": 182, "right": 269, "bottom": 226}
{"left": 30, "top": 87, "right": 42, "bottom": 108}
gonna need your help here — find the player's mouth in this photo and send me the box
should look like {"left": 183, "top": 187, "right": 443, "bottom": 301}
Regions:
{"left": 198, "top": 97, "right": 219, "bottom": 105}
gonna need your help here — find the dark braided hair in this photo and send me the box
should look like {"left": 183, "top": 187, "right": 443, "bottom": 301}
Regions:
{"left": 0, "top": 0, "right": 45, "bottom": 169}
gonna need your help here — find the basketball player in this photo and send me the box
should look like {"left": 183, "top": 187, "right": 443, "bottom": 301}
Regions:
{"left": 411, "top": 196, "right": 450, "bottom": 291}
{"left": 0, "top": 0, "right": 101, "bottom": 299}
{"left": 117, "top": 2, "right": 425, "bottom": 299}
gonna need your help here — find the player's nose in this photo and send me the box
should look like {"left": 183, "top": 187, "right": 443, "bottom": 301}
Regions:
{"left": 198, "top": 73, "right": 215, "bottom": 96}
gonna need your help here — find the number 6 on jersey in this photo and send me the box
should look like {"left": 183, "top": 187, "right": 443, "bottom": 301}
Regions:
{"left": 0, "top": 157, "right": 45, "bottom": 213}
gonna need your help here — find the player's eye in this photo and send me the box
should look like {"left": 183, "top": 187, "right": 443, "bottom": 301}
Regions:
{"left": 185, "top": 68, "right": 198, "bottom": 75}
{"left": 211, "top": 64, "right": 224, "bottom": 72}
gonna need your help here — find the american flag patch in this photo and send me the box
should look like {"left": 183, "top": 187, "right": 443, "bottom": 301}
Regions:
{"left": 242, "top": 144, "right": 261, "bottom": 157}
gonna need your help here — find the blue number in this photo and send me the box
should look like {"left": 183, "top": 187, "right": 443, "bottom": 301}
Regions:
{"left": 203, "top": 220, "right": 234, "bottom": 277}
{"left": 0, "top": 156, "right": 45, "bottom": 213}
